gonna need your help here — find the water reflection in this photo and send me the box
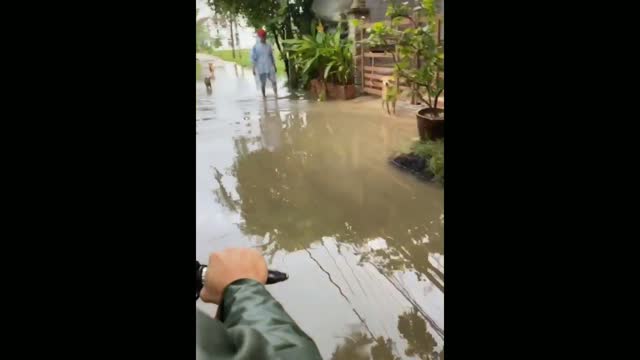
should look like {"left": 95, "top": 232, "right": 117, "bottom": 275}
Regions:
{"left": 398, "top": 310, "right": 439, "bottom": 360}
{"left": 212, "top": 167, "right": 239, "bottom": 212}
{"left": 260, "top": 101, "right": 283, "bottom": 151}
{"left": 330, "top": 310, "right": 443, "bottom": 360}
{"left": 205, "top": 98, "right": 445, "bottom": 358}
{"left": 225, "top": 108, "right": 443, "bottom": 285}
{"left": 330, "top": 332, "right": 397, "bottom": 360}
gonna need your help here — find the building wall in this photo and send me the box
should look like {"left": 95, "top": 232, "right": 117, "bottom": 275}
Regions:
{"left": 365, "top": 0, "right": 390, "bottom": 22}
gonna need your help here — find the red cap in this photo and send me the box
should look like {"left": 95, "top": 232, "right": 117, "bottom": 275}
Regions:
{"left": 257, "top": 29, "right": 267, "bottom": 38}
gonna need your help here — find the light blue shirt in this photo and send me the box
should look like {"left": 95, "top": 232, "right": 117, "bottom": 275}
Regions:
{"left": 251, "top": 42, "right": 275, "bottom": 75}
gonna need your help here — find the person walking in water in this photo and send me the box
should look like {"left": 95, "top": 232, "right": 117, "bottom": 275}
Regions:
{"left": 251, "top": 29, "right": 277, "bottom": 98}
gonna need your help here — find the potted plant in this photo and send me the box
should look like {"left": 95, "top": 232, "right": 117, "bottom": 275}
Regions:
{"left": 285, "top": 22, "right": 356, "bottom": 100}
{"left": 324, "top": 24, "right": 356, "bottom": 100}
{"left": 369, "top": 0, "right": 444, "bottom": 140}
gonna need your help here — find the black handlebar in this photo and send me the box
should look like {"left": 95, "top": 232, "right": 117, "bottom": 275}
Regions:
{"left": 195, "top": 260, "right": 288, "bottom": 300}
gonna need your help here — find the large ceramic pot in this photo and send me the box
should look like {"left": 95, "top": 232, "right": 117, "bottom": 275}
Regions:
{"left": 416, "top": 108, "right": 444, "bottom": 141}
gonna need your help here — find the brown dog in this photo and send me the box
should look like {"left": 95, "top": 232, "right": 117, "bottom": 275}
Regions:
{"left": 381, "top": 76, "right": 398, "bottom": 115}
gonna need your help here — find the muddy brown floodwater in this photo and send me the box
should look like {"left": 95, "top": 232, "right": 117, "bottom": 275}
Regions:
{"left": 196, "top": 57, "right": 444, "bottom": 360}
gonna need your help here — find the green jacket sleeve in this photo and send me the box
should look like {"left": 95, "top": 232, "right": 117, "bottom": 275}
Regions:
{"left": 216, "top": 279, "right": 322, "bottom": 360}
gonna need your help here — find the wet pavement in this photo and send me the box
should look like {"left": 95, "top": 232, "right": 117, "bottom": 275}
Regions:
{"left": 196, "top": 55, "right": 444, "bottom": 360}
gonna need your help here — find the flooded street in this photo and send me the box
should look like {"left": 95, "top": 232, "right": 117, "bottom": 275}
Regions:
{"left": 196, "top": 56, "right": 444, "bottom": 359}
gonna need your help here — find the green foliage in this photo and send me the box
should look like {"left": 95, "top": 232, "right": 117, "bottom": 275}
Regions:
{"left": 196, "top": 61, "right": 202, "bottom": 80}
{"left": 208, "top": 0, "right": 279, "bottom": 29}
{"left": 368, "top": 0, "right": 444, "bottom": 110}
{"left": 284, "top": 22, "right": 354, "bottom": 88}
{"left": 411, "top": 139, "right": 444, "bottom": 182}
{"left": 283, "top": 33, "right": 324, "bottom": 82}
{"left": 385, "top": 3, "right": 410, "bottom": 18}
{"left": 212, "top": 37, "right": 223, "bottom": 49}
{"left": 208, "top": 0, "right": 316, "bottom": 87}
{"left": 397, "top": 310, "right": 438, "bottom": 359}
{"left": 196, "top": 9, "right": 211, "bottom": 52}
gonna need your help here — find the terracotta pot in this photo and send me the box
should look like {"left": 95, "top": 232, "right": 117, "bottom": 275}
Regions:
{"left": 310, "top": 79, "right": 323, "bottom": 98}
{"left": 416, "top": 108, "right": 444, "bottom": 141}
{"left": 326, "top": 83, "right": 356, "bottom": 100}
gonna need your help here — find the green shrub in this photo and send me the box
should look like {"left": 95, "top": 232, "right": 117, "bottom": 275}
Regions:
{"left": 196, "top": 62, "right": 202, "bottom": 80}
{"left": 411, "top": 139, "right": 444, "bottom": 182}
{"left": 368, "top": 0, "right": 444, "bottom": 111}
{"left": 284, "top": 21, "right": 354, "bottom": 96}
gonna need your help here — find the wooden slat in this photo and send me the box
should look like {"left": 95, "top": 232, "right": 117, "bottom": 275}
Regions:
{"left": 364, "top": 52, "right": 393, "bottom": 58}
{"left": 365, "top": 73, "right": 391, "bottom": 81}
{"left": 364, "top": 80, "right": 383, "bottom": 88}
{"left": 363, "top": 87, "right": 382, "bottom": 95}
{"left": 364, "top": 66, "right": 394, "bottom": 75}
{"left": 364, "top": 74, "right": 382, "bottom": 86}
{"left": 363, "top": 78, "right": 410, "bottom": 89}
{"left": 365, "top": 69, "right": 443, "bottom": 77}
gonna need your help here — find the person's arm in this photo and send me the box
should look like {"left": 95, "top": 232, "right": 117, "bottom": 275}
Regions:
{"left": 219, "top": 279, "right": 322, "bottom": 359}
{"left": 200, "top": 248, "right": 322, "bottom": 360}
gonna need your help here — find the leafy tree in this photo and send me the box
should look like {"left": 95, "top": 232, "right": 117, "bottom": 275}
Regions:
{"left": 196, "top": 8, "right": 211, "bottom": 52}
{"left": 212, "top": 37, "right": 222, "bottom": 49}
{"left": 206, "top": 0, "right": 316, "bottom": 86}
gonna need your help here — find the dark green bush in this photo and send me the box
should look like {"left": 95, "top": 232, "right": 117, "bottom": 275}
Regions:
{"left": 411, "top": 139, "right": 444, "bottom": 183}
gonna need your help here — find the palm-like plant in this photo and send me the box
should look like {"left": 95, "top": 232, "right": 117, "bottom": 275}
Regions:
{"left": 323, "top": 29, "right": 354, "bottom": 86}
{"left": 284, "top": 22, "right": 354, "bottom": 97}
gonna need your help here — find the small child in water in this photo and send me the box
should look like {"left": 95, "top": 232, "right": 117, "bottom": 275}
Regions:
{"left": 204, "top": 63, "right": 215, "bottom": 91}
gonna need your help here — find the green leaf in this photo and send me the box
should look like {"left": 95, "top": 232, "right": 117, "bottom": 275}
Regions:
{"left": 324, "top": 61, "right": 336, "bottom": 79}
{"left": 333, "top": 30, "right": 341, "bottom": 46}
{"left": 385, "top": 4, "right": 394, "bottom": 17}
{"left": 302, "top": 55, "right": 317, "bottom": 74}
{"left": 371, "top": 22, "right": 386, "bottom": 32}
{"left": 392, "top": 16, "right": 404, "bottom": 27}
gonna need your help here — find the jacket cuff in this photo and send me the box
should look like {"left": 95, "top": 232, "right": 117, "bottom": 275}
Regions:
{"left": 218, "top": 278, "right": 264, "bottom": 322}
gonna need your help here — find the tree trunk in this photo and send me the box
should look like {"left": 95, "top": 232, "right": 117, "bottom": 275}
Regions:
{"left": 229, "top": 19, "right": 236, "bottom": 59}
{"left": 234, "top": 20, "right": 240, "bottom": 56}
{"left": 282, "top": 8, "right": 298, "bottom": 88}
{"left": 271, "top": 29, "right": 291, "bottom": 86}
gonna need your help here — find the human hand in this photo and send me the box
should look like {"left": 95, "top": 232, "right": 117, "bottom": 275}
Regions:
{"left": 200, "top": 248, "right": 268, "bottom": 304}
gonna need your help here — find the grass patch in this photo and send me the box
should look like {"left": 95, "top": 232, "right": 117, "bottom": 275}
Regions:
{"left": 196, "top": 62, "right": 202, "bottom": 80}
{"left": 411, "top": 139, "right": 444, "bottom": 183}
{"left": 210, "top": 49, "right": 286, "bottom": 75}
